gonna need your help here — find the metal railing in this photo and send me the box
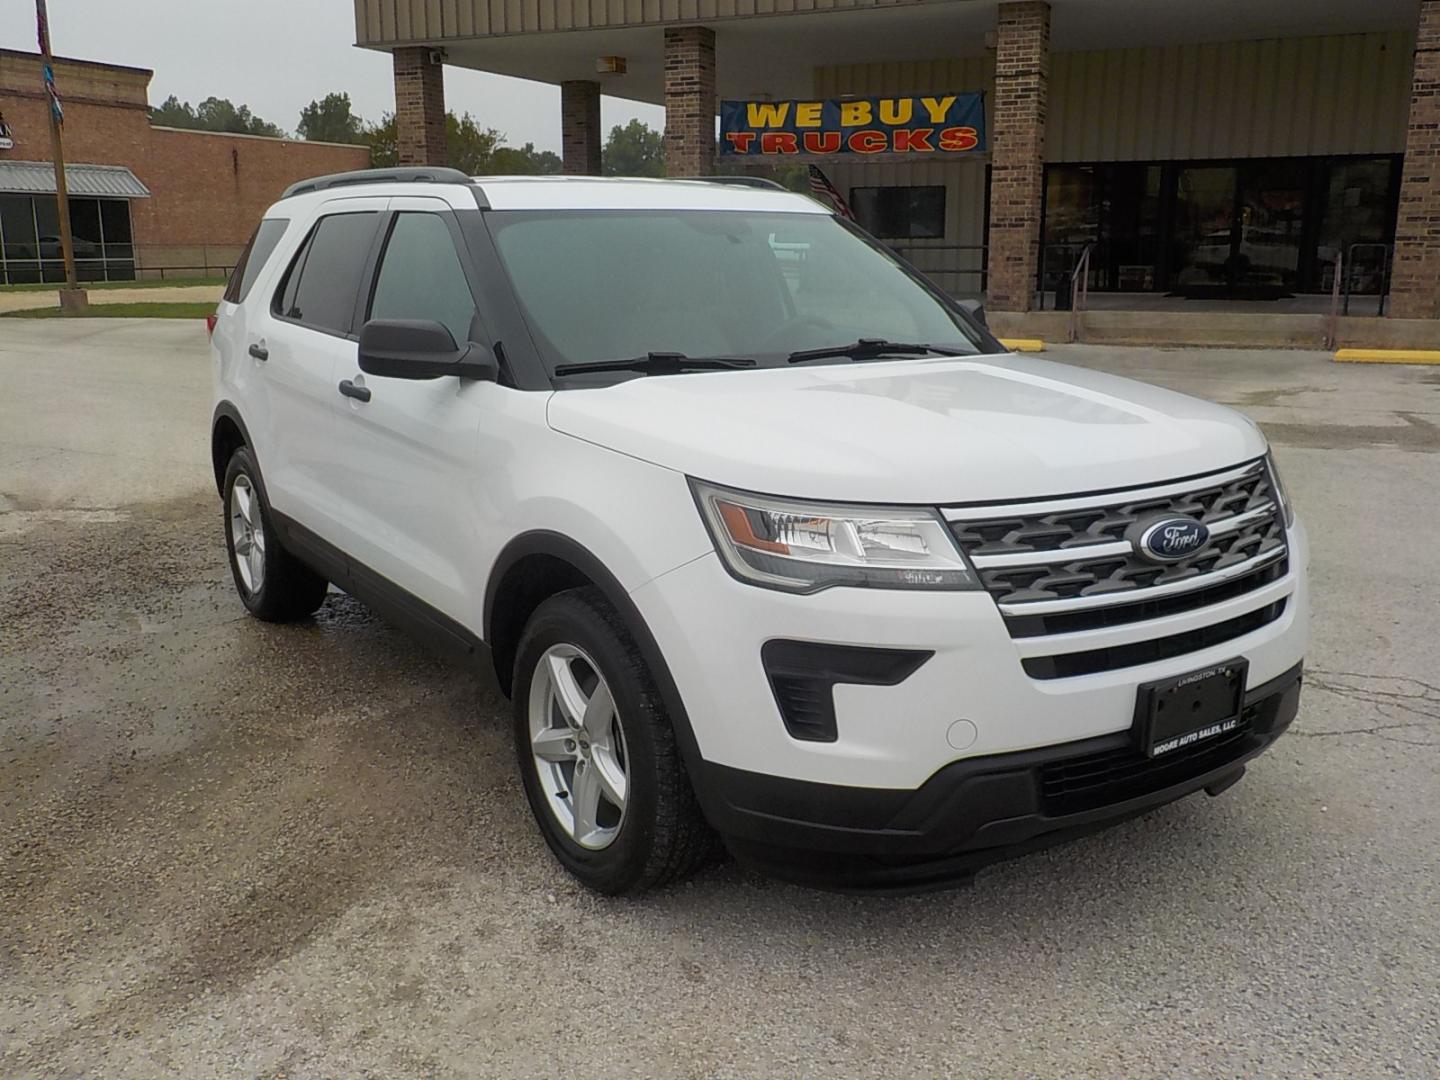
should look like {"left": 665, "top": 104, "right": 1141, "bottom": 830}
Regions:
{"left": 1068, "top": 243, "right": 1094, "bottom": 343}
{"left": 1325, "top": 250, "right": 1343, "bottom": 351}
{"left": 886, "top": 243, "right": 989, "bottom": 297}
{"left": 1341, "top": 243, "right": 1393, "bottom": 317}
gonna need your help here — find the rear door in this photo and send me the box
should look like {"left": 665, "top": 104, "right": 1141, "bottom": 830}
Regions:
{"left": 250, "top": 197, "right": 386, "bottom": 542}
{"left": 327, "top": 196, "right": 493, "bottom": 623}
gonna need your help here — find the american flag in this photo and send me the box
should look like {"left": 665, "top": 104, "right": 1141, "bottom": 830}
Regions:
{"left": 807, "top": 165, "right": 855, "bottom": 221}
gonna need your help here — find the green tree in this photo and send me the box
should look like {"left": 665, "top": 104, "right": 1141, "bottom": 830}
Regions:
{"left": 365, "top": 113, "right": 398, "bottom": 167}
{"left": 490, "top": 142, "right": 563, "bottom": 175}
{"left": 445, "top": 112, "right": 504, "bottom": 174}
{"left": 602, "top": 119, "right": 665, "bottom": 177}
{"left": 297, "top": 92, "right": 366, "bottom": 144}
{"left": 149, "top": 94, "right": 285, "bottom": 138}
{"left": 364, "top": 112, "right": 544, "bottom": 174}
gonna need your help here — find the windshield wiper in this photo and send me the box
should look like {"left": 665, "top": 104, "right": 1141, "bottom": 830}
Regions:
{"left": 553, "top": 352, "right": 757, "bottom": 378}
{"left": 787, "top": 339, "right": 966, "bottom": 365}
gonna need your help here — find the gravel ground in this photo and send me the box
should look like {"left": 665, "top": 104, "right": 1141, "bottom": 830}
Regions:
{"left": 2, "top": 324, "right": 1438, "bottom": 1077}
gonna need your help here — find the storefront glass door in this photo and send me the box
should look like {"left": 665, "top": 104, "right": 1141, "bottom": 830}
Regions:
{"left": 1236, "top": 161, "right": 1307, "bottom": 291}
{"left": 1169, "top": 166, "right": 1236, "bottom": 291}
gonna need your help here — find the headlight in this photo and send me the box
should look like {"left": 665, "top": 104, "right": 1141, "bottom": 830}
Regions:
{"left": 690, "top": 480, "right": 980, "bottom": 593}
{"left": 1263, "top": 452, "right": 1295, "bottom": 528}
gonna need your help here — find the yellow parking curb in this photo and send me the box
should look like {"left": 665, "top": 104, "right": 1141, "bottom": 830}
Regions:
{"left": 999, "top": 338, "right": 1046, "bottom": 353}
{"left": 1334, "top": 348, "right": 1440, "bottom": 364}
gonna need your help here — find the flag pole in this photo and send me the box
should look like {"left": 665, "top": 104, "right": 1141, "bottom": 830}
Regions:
{"left": 36, "top": 0, "right": 87, "bottom": 312}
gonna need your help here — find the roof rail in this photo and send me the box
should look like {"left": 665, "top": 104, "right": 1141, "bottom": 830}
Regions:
{"left": 695, "top": 176, "right": 788, "bottom": 191}
{"left": 281, "top": 167, "right": 473, "bottom": 200}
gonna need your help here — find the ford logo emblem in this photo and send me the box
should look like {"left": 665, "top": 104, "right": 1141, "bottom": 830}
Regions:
{"left": 1134, "top": 516, "right": 1210, "bottom": 563}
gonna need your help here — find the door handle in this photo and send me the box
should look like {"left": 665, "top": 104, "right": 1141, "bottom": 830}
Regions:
{"left": 248, "top": 343, "right": 269, "bottom": 361}
{"left": 338, "top": 379, "right": 372, "bottom": 403}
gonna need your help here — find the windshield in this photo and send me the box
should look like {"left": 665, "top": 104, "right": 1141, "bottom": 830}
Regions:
{"left": 485, "top": 209, "right": 990, "bottom": 377}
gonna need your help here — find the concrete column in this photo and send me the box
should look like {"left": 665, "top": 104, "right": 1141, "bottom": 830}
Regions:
{"left": 663, "top": 26, "right": 716, "bottom": 177}
{"left": 561, "top": 80, "right": 603, "bottom": 175}
{"left": 987, "top": 1, "right": 1050, "bottom": 312}
{"left": 1391, "top": 1, "right": 1440, "bottom": 320}
{"left": 393, "top": 46, "right": 447, "bottom": 167}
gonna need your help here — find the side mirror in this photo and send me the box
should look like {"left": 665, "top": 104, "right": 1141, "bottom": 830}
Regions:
{"left": 958, "top": 298, "right": 988, "bottom": 327}
{"left": 358, "top": 319, "right": 499, "bottom": 382}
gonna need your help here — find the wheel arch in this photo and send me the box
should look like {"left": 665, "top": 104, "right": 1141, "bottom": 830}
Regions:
{"left": 211, "top": 402, "right": 260, "bottom": 498}
{"left": 483, "top": 531, "right": 709, "bottom": 783}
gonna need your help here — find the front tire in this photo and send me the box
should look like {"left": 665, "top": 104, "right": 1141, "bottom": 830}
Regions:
{"left": 512, "top": 587, "right": 715, "bottom": 894}
{"left": 222, "top": 446, "right": 329, "bottom": 622}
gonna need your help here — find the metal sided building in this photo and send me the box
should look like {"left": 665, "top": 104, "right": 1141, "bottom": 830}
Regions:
{"left": 352, "top": 0, "right": 1440, "bottom": 329}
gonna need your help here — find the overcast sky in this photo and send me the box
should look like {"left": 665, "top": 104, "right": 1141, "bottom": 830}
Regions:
{"left": 0, "top": 0, "right": 662, "bottom": 151}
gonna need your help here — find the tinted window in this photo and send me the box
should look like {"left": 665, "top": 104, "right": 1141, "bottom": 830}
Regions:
{"left": 851, "top": 186, "right": 946, "bottom": 239}
{"left": 487, "top": 210, "right": 982, "bottom": 373}
{"left": 368, "top": 213, "right": 477, "bottom": 346}
{"left": 225, "top": 218, "right": 289, "bottom": 304}
{"left": 274, "top": 212, "right": 379, "bottom": 334}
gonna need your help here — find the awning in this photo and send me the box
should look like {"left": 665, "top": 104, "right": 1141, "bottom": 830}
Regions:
{"left": 0, "top": 160, "right": 151, "bottom": 199}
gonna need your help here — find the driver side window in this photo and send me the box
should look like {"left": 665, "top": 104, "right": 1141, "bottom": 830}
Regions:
{"left": 369, "top": 212, "right": 479, "bottom": 347}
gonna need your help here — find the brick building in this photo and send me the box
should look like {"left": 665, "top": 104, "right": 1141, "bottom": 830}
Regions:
{"left": 0, "top": 49, "right": 369, "bottom": 284}
{"left": 354, "top": 0, "right": 1440, "bottom": 328}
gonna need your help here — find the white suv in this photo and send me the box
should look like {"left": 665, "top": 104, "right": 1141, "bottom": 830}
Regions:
{"left": 211, "top": 169, "right": 1307, "bottom": 894}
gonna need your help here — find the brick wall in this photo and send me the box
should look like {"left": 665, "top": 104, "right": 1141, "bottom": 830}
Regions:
{"left": 393, "top": 46, "right": 447, "bottom": 166}
{"left": 663, "top": 27, "right": 716, "bottom": 177}
{"left": 1391, "top": 1, "right": 1440, "bottom": 320}
{"left": 987, "top": 1, "right": 1050, "bottom": 312}
{"left": 561, "top": 80, "right": 602, "bottom": 175}
{"left": 1, "top": 51, "right": 370, "bottom": 271}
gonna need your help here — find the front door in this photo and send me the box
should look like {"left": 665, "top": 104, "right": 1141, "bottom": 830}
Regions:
{"left": 328, "top": 197, "right": 495, "bottom": 624}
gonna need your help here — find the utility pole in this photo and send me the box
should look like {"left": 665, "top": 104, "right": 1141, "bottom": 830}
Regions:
{"left": 36, "top": 0, "right": 88, "bottom": 313}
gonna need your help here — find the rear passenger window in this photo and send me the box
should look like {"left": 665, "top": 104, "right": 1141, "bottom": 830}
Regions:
{"left": 274, "top": 211, "right": 379, "bottom": 335}
{"left": 224, "top": 218, "right": 288, "bottom": 304}
{"left": 368, "top": 213, "right": 478, "bottom": 346}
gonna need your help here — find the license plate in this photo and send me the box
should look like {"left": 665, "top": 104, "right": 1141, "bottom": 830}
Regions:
{"left": 1135, "top": 660, "right": 1248, "bottom": 759}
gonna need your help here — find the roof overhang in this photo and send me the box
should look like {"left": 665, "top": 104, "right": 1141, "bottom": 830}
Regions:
{"left": 357, "top": 0, "right": 1419, "bottom": 104}
{"left": 0, "top": 161, "right": 151, "bottom": 199}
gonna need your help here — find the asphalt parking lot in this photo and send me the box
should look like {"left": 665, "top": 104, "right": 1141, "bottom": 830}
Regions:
{"left": 2, "top": 320, "right": 1438, "bottom": 1078}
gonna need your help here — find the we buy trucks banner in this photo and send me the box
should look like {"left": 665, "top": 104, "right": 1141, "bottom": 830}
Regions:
{"left": 719, "top": 93, "right": 985, "bottom": 158}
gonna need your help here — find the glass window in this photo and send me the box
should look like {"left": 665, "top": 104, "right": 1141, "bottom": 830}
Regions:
{"left": 33, "top": 198, "right": 60, "bottom": 260}
{"left": 1316, "top": 157, "right": 1398, "bottom": 294}
{"left": 225, "top": 218, "right": 290, "bottom": 304}
{"left": 100, "top": 199, "right": 132, "bottom": 244}
{"left": 69, "top": 198, "right": 103, "bottom": 246}
{"left": 487, "top": 209, "right": 984, "bottom": 375}
{"left": 851, "top": 186, "right": 946, "bottom": 239}
{"left": 274, "top": 212, "right": 378, "bottom": 335}
{"left": 1, "top": 195, "right": 38, "bottom": 260}
{"left": 368, "top": 213, "right": 478, "bottom": 346}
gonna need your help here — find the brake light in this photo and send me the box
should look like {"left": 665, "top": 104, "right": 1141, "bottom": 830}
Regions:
{"left": 206, "top": 312, "right": 219, "bottom": 338}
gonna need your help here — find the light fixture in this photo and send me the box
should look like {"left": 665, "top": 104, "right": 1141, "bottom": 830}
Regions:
{"left": 596, "top": 55, "right": 628, "bottom": 75}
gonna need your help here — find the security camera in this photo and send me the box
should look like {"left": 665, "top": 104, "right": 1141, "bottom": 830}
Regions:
{"left": 428, "top": 48, "right": 447, "bottom": 66}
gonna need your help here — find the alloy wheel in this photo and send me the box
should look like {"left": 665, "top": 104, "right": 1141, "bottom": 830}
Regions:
{"left": 527, "top": 643, "right": 629, "bottom": 850}
{"left": 229, "top": 474, "right": 265, "bottom": 594}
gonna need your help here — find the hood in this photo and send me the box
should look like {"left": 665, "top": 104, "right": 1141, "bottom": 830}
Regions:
{"left": 546, "top": 354, "right": 1268, "bottom": 504}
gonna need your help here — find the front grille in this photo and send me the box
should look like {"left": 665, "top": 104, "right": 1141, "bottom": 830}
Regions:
{"left": 1022, "top": 599, "right": 1287, "bottom": 680}
{"left": 1038, "top": 705, "right": 1261, "bottom": 815}
{"left": 948, "top": 460, "right": 1284, "bottom": 608}
{"left": 943, "top": 460, "right": 1293, "bottom": 677}
{"left": 1004, "top": 556, "right": 1289, "bottom": 638}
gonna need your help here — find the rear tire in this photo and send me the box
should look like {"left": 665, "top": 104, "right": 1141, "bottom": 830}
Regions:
{"left": 222, "top": 446, "right": 329, "bottom": 622}
{"left": 512, "top": 587, "right": 716, "bottom": 894}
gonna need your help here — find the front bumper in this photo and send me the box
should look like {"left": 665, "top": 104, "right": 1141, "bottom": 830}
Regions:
{"left": 704, "top": 662, "right": 1302, "bottom": 892}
